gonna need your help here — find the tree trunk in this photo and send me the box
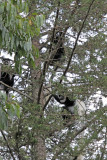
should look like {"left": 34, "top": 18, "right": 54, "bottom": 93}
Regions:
{"left": 31, "top": 45, "right": 46, "bottom": 159}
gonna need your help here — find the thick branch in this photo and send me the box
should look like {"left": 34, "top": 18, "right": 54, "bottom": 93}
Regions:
{"left": 43, "top": 95, "right": 52, "bottom": 111}
{"left": 49, "top": 1, "right": 61, "bottom": 54}
{"left": 37, "top": 1, "right": 61, "bottom": 104}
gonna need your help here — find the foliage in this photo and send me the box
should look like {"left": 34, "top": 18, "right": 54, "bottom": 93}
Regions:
{"left": 0, "top": 0, "right": 45, "bottom": 72}
{"left": 0, "top": 0, "right": 107, "bottom": 160}
{"left": 0, "top": 92, "right": 20, "bottom": 129}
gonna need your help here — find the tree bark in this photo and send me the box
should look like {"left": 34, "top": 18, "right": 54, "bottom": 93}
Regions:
{"left": 31, "top": 38, "right": 46, "bottom": 160}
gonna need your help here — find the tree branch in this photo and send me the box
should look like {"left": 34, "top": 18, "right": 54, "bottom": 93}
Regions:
{"left": 51, "top": 105, "right": 106, "bottom": 159}
{"left": 0, "top": 130, "right": 16, "bottom": 160}
{"left": 0, "top": 81, "right": 33, "bottom": 101}
{"left": 51, "top": 118, "right": 97, "bottom": 160}
{"left": 60, "top": 0, "right": 95, "bottom": 83}
{"left": 37, "top": 1, "right": 61, "bottom": 104}
{"left": 100, "top": 127, "right": 107, "bottom": 160}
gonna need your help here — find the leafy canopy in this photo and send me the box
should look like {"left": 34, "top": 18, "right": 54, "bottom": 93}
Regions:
{"left": 0, "top": 0, "right": 45, "bottom": 72}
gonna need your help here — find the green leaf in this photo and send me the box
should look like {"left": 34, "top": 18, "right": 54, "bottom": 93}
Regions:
{"left": 0, "top": 108, "right": 8, "bottom": 130}
{"left": 35, "top": 48, "right": 39, "bottom": 57}
{"left": 6, "top": 2, "right": 11, "bottom": 12}
{"left": 19, "top": 19, "right": 23, "bottom": 29}
{"left": 0, "top": 4, "right": 4, "bottom": 14}
{"left": 11, "top": 35, "right": 14, "bottom": 49}
{"left": 36, "top": 15, "right": 45, "bottom": 28}
{"left": 15, "top": 103, "right": 20, "bottom": 118}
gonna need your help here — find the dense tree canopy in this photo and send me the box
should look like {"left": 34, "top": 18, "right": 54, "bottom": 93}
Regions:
{"left": 0, "top": 0, "right": 107, "bottom": 160}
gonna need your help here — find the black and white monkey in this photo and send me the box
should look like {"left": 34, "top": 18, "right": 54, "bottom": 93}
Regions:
{"left": 50, "top": 31, "right": 64, "bottom": 64}
{"left": 53, "top": 95, "right": 86, "bottom": 117}
{"left": 44, "top": 85, "right": 86, "bottom": 160}
{"left": 53, "top": 95, "right": 86, "bottom": 160}
{"left": 0, "top": 58, "right": 15, "bottom": 96}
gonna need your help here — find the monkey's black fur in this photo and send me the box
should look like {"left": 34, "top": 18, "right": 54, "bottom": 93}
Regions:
{"left": 0, "top": 72, "right": 15, "bottom": 94}
{"left": 53, "top": 95, "right": 76, "bottom": 122}
{"left": 53, "top": 95, "right": 75, "bottom": 113}
{"left": 0, "top": 57, "right": 15, "bottom": 95}
{"left": 53, "top": 95, "right": 75, "bottom": 106}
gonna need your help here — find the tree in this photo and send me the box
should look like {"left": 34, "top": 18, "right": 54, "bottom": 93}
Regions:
{"left": 0, "top": 0, "right": 107, "bottom": 160}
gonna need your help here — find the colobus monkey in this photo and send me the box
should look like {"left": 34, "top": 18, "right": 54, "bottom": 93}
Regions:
{"left": 53, "top": 95, "right": 86, "bottom": 117}
{"left": 50, "top": 31, "right": 64, "bottom": 64}
{"left": 0, "top": 58, "right": 15, "bottom": 95}
{"left": 53, "top": 95, "right": 86, "bottom": 160}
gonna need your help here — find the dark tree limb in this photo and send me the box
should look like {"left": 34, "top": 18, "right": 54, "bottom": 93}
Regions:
{"left": 43, "top": 95, "right": 52, "bottom": 111}
{"left": 37, "top": 1, "right": 61, "bottom": 104}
